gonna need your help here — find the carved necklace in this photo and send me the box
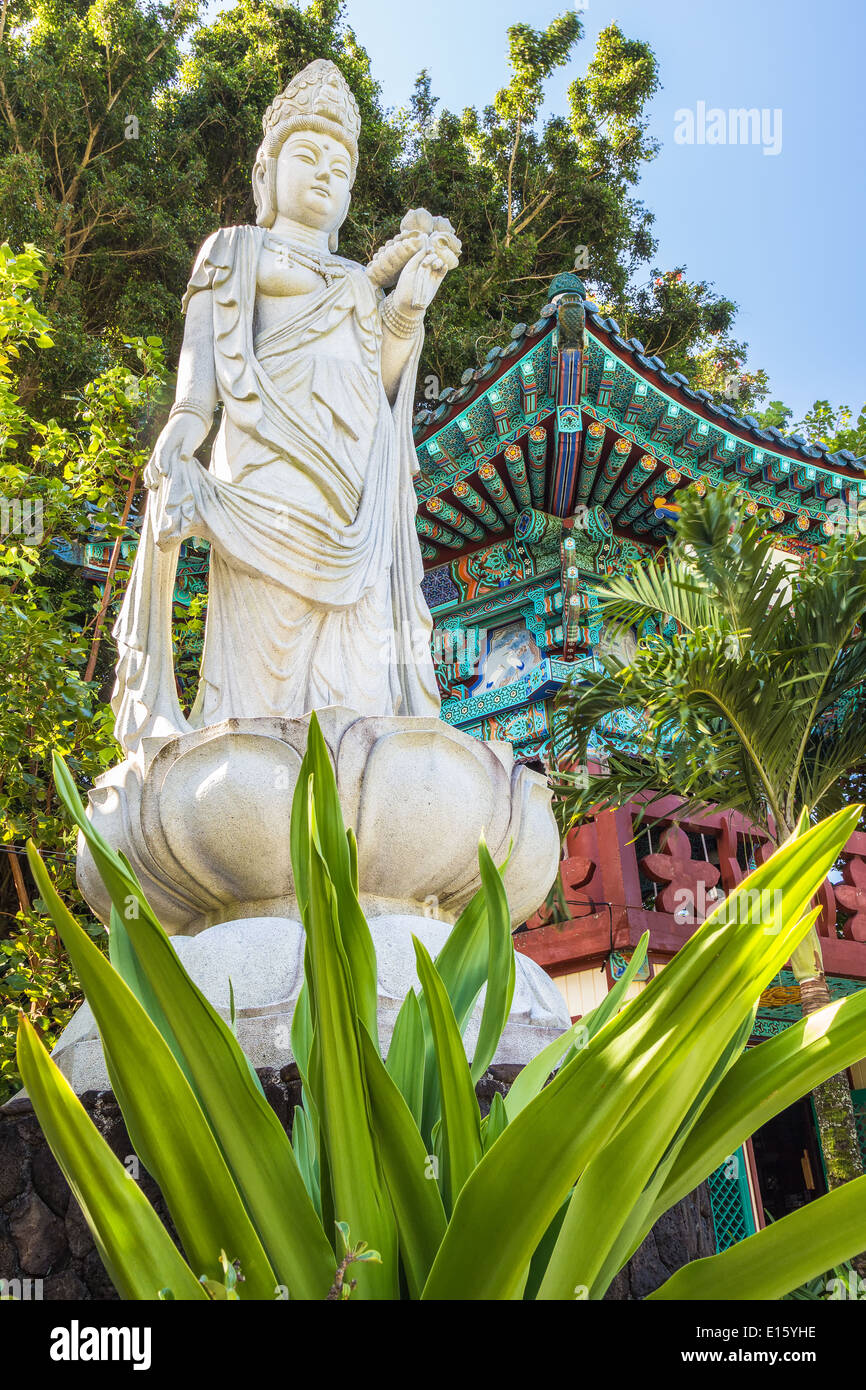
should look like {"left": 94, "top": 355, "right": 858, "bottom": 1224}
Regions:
{"left": 263, "top": 232, "right": 338, "bottom": 288}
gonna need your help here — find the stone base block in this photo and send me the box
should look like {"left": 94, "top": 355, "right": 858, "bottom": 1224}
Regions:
{"left": 50, "top": 913, "right": 571, "bottom": 1094}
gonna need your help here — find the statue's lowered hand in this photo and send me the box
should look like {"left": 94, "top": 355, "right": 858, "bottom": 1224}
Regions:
{"left": 144, "top": 410, "right": 209, "bottom": 491}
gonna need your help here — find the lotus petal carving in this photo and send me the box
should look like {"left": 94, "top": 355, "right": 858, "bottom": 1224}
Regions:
{"left": 77, "top": 709, "right": 560, "bottom": 935}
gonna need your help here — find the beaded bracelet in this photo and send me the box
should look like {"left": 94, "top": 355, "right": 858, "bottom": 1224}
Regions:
{"left": 382, "top": 296, "right": 423, "bottom": 340}
{"left": 169, "top": 398, "right": 212, "bottom": 426}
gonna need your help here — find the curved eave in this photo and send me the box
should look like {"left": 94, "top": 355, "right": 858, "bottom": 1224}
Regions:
{"left": 584, "top": 312, "right": 864, "bottom": 474}
{"left": 412, "top": 274, "right": 866, "bottom": 564}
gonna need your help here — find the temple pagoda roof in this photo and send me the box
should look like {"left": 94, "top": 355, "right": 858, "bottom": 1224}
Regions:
{"left": 412, "top": 272, "right": 866, "bottom": 562}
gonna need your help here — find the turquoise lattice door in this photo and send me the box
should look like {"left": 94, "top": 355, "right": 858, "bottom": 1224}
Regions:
{"left": 853, "top": 1089, "right": 866, "bottom": 1168}
{"left": 708, "top": 1145, "right": 757, "bottom": 1250}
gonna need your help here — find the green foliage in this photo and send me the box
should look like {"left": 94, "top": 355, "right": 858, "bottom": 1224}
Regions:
{"left": 327, "top": 1223, "right": 382, "bottom": 1301}
{"left": 755, "top": 399, "right": 866, "bottom": 458}
{"left": 403, "top": 14, "right": 665, "bottom": 389}
{"left": 783, "top": 1260, "right": 866, "bottom": 1300}
{"left": 796, "top": 400, "right": 866, "bottom": 458}
{"left": 756, "top": 399, "right": 794, "bottom": 432}
{"left": 0, "top": 906, "right": 90, "bottom": 1104}
{"left": 554, "top": 485, "right": 866, "bottom": 1191}
{"left": 0, "top": 242, "right": 170, "bottom": 1103}
{"left": 0, "top": 0, "right": 203, "bottom": 412}
{"left": 16, "top": 718, "right": 866, "bottom": 1299}
{"left": 0, "top": 0, "right": 768, "bottom": 413}
{"left": 601, "top": 267, "right": 769, "bottom": 414}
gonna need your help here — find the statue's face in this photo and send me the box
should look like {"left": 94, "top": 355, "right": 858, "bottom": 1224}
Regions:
{"left": 274, "top": 130, "right": 352, "bottom": 233}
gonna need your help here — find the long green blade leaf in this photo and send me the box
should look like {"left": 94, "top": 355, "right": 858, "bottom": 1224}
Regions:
{"left": 17, "top": 1015, "right": 207, "bottom": 1302}
{"left": 385, "top": 985, "right": 425, "bottom": 1125}
{"left": 586, "top": 1006, "right": 758, "bottom": 1299}
{"left": 417, "top": 851, "right": 510, "bottom": 1139}
{"left": 51, "top": 755, "right": 335, "bottom": 1299}
{"left": 303, "top": 714, "right": 379, "bottom": 1049}
{"left": 359, "top": 1024, "right": 447, "bottom": 1298}
{"left": 504, "top": 933, "right": 649, "bottom": 1122}
{"left": 543, "top": 1002, "right": 758, "bottom": 1300}
{"left": 108, "top": 904, "right": 193, "bottom": 1090}
{"left": 291, "top": 1102, "right": 321, "bottom": 1216}
{"left": 27, "top": 843, "right": 279, "bottom": 1300}
{"left": 421, "top": 808, "right": 858, "bottom": 1299}
{"left": 302, "top": 785, "right": 398, "bottom": 1298}
{"left": 413, "top": 936, "right": 482, "bottom": 1213}
{"left": 649, "top": 1176, "right": 866, "bottom": 1299}
{"left": 470, "top": 840, "right": 516, "bottom": 1083}
{"left": 483, "top": 1092, "right": 508, "bottom": 1152}
{"left": 652, "top": 984, "right": 866, "bottom": 1221}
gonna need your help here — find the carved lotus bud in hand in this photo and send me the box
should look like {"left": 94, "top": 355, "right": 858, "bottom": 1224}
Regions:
{"left": 366, "top": 210, "right": 430, "bottom": 289}
{"left": 367, "top": 208, "right": 461, "bottom": 312}
{"left": 393, "top": 212, "right": 461, "bottom": 314}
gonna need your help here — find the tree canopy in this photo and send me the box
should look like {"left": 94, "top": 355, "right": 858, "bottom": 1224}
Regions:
{"left": 0, "top": 242, "right": 170, "bottom": 1101}
{"left": 0, "top": 0, "right": 774, "bottom": 412}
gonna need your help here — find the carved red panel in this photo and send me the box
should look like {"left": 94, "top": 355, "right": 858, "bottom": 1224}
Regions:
{"left": 835, "top": 856, "right": 866, "bottom": 942}
{"left": 639, "top": 824, "right": 721, "bottom": 924}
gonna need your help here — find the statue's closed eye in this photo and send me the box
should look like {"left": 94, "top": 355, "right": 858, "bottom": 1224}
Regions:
{"left": 292, "top": 149, "right": 349, "bottom": 179}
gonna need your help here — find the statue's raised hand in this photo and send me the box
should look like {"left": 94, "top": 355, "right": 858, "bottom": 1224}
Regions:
{"left": 144, "top": 409, "right": 209, "bottom": 491}
{"left": 392, "top": 215, "right": 461, "bottom": 314}
{"left": 368, "top": 209, "right": 461, "bottom": 310}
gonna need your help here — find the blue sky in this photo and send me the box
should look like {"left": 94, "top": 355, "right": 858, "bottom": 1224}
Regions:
{"left": 212, "top": 1, "right": 865, "bottom": 422}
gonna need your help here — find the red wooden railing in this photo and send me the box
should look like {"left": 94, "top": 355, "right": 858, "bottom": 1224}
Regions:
{"left": 516, "top": 797, "right": 866, "bottom": 980}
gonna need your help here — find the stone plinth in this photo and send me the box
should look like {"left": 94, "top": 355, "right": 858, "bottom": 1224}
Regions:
{"left": 53, "top": 914, "right": 570, "bottom": 1093}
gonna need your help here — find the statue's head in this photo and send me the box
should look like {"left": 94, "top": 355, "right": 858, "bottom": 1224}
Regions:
{"left": 253, "top": 59, "right": 361, "bottom": 251}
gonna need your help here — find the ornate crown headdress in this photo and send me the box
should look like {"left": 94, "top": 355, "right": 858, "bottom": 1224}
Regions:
{"left": 259, "top": 59, "right": 361, "bottom": 180}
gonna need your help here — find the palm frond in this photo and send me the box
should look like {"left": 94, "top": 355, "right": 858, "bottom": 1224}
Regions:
{"left": 556, "top": 491, "right": 866, "bottom": 839}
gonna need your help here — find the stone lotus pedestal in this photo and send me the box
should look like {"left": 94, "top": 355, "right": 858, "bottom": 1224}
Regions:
{"left": 53, "top": 709, "right": 570, "bottom": 1091}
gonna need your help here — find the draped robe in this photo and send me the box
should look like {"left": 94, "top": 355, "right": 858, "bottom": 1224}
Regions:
{"left": 112, "top": 224, "right": 440, "bottom": 761}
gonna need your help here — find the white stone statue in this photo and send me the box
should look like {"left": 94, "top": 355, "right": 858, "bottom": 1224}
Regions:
{"left": 112, "top": 59, "right": 461, "bottom": 760}
{"left": 47, "top": 61, "right": 571, "bottom": 1095}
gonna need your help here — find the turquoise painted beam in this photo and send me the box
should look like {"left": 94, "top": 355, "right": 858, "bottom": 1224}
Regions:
{"left": 477, "top": 461, "right": 518, "bottom": 522}
{"left": 527, "top": 425, "right": 548, "bottom": 508}
{"left": 606, "top": 454, "right": 657, "bottom": 520}
{"left": 426, "top": 495, "right": 485, "bottom": 540}
{"left": 452, "top": 477, "right": 507, "bottom": 532}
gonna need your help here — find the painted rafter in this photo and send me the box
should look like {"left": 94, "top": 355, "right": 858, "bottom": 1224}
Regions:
{"left": 413, "top": 272, "right": 866, "bottom": 562}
